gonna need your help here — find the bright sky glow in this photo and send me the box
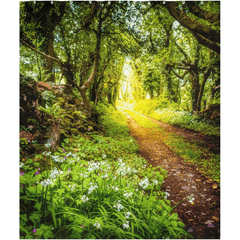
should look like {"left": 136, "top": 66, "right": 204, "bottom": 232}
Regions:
{"left": 123, "top": 58, "right": 131, "bottom": 77}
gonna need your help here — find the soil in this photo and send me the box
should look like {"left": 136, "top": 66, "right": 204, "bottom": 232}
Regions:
{"left": 120, "top": 109, "right": 220, "bottom": 239}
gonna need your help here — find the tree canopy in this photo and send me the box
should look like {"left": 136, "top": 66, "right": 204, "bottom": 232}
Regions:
{"left": 20, "top": 1, "right": 220, "bottom": 115}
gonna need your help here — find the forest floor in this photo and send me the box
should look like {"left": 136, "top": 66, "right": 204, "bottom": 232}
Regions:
{"left": 118, "top": 107, "right": 220, "bottom": 239}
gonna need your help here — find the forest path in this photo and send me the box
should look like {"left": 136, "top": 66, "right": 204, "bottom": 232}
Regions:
{"left": 118, "top": 106, "right": 220, "bottom": 154}
{"left": 118, "top": 107, "right": 220, "bottom": 239}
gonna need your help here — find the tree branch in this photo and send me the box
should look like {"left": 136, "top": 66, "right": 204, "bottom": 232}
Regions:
{"left": 171, "top": 67, "right": 190, "bottom": 80}
{"left": 20, "top": 38, "right": 62, "bottom": 67}
{"left": 186, "top": 2, "right": 220, "bottom": 23}
{"left": 165, "top": 2, "right": 220, "bottom": 44}
{"left": 190, "top": 30, "right": 220, "bottom": 54}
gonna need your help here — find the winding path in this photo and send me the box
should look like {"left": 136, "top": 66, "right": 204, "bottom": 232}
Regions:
{"left": 119, "top": 108, "right": 220, "bottom": 239}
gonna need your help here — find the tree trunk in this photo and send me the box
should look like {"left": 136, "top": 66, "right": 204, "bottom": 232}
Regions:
{"left": 196, "top": 68, "right": 212, "bottom": 111}
{"left": 79, "top": 19, "right": 102, "bottom": 117}
{"left": 43, "top": 34, "right": 55, "bottom": 82}
{"left": 190, "top": 70, "right": 200, "bottom": 112}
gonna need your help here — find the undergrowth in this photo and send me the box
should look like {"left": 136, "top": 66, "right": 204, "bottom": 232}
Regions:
{"left": 19, "top": 103, "right": 193, "bottom": 239}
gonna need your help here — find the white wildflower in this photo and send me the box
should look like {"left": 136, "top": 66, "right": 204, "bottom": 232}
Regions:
{"left": 81, "top": 195, "right": 89, "bottom": 203}
{"left": 125, "top": 212, "right": 131, "bottom": 219}
{"left": 94, "top": 221, "right": 101, "bottom": 229}
{"left": 45, "top": 142, "right": 51, "bottom": 148}
{"left": 123, "top": 221, "right": 129, "bottom": 229}
{"left": 112, "top": 186, "right": 119, "bottom": 191}
{"left": 19, "top": 162, "right": 24, "bottom": 168}
{"left": 123, "top": 192, "right": 133, "bottom": 198}
{"left": 88, "top": 183, "right": 98, "bottom": 194}
{"left": 39, "top": 178, "right": 54, "bottom": 187}
{"left": 113, "top": 200, "right": 124, "bottom": 212}
{"left": 164, "top": 192, "right": 170, "bottom": 199}
{"left": 49, "top": 167, "right": 63, "bottom": 179}
{"left": 139, "top": 177, "right": 149, "bottom": 189}
{"left": 69, "top": 184, "right": 76, "bottom": 191}
{"left": 51, "top": 155, "right": 65, "bottom": 163}
{"left": 88, "top": 162, "right": 100, "bottom": 172}
{"left": 152, "top": 179, "right": 158, "bottom": 185}
{"left": 187, "top": 194, "right": 195, "bottom": 203}
{"left": 101, "top": 173, "right": 108, "bottom": 178}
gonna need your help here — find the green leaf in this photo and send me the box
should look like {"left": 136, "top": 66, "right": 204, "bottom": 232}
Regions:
{"left": 177, "top": 221, "right": 185, "bottom": 227}
{"left": 171, "top": 220, "right": 178, "bottom": 228}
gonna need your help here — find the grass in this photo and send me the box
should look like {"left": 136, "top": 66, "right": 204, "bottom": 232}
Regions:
{"left": 120, "top": 107, "right": 220, "bottom": 185}
{"left": 150, "top": 109, "right": 220, "bottom": 137}
{"left": 19, "top": 103, "right": 192, "bottom": 239}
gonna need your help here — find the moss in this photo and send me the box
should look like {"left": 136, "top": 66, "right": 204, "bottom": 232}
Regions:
{"left": 34, "top": 144, "right": 47, "bottom": 153}
{"left": 70, "top": 128, "right": 79, "bottom": 136}
{"left": 72, "top": 111, "right": 87, "bottom": 121}
{"left": 54, "top": 97, "right": 65, "bottom": 108}
{"left": 64, "top": 114, "right": 74, "bottom": 120}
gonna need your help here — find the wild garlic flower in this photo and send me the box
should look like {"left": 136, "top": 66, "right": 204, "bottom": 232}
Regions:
{"left": 80, "top": 171, "right": 89, "bottom": 178}
{"left": 112, "top": 186, "right": 119, "bottom": 191}
{"left": 164, "top": 192, "right": 170, "bottom": 199}
{"left": 139, "top": 177, "right": 149, "bottom": 189}
{"left": 19, "top": 162, "right": 24, "bottom": 168}
{"left": 123, "top": 192, "right": 133, "bottom": 198}
{"left": 88, "top": 183, "right": 98, "bottom": 194}
{"left": 40, "top": 178, "right": 54, "bottom": 187}
{"left": 81, "top": 195, "right": 89, "bottom": 203}
{"left": 123, "top": 221, "right": 129, "bottom": 229}
{"left": 69, "top": 184, "right": 76, "bottom": 191}
{"left": 125, "top": 212, "right": 131, "bottom": 219}
{"left": 51, "top": 155, "right": 65, "bottom": 163}
{"left": 45, "top": 142, "right": 51, "bottom": 148}
{"left": 102, "top": 154, "right": 106, "bottom": 158}
{"left": 49, "top": 167, "right": 63, "bottom": 179}
{"left": 66, "top": 152, "right": 77, "bottom": 158}
{"left": 152, "top": 179, "right": 158, "bottom": 185}
{"left": 187, "top": 194, "right": 195, "bottom": 203}
{"left": 94, "top": 221, "right": 101, "bottom": 229}
{"left": 101, "top": 173, "right": 108, "bottom": 178}
{"left": 43, "top": 151, "right": 52, "bottom": 156}
{"left": 113, "top": 200, "right": 124, "bottom": 211}
{"left": 88, "top": 162, "right": 100, "bottom": 172}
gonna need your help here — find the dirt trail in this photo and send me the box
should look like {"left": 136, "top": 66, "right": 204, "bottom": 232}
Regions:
{"left": 120, "top": 109, "right": 220, "bottom": 239}
{"left": 118, "top": 106, "right": 220, "bottom": 154}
